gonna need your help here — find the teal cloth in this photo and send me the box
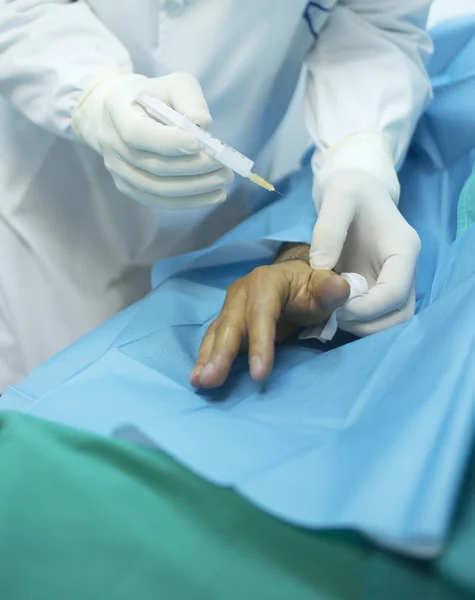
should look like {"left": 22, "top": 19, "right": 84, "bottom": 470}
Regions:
{"left": 0, "top": 412, "right": 474, "bottom": 600}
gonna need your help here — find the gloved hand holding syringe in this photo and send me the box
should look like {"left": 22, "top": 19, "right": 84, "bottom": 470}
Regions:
{"left": 136, "top": 93, "right": 281, "bottom": 196}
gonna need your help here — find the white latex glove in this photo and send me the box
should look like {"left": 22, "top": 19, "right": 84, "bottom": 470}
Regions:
{"left": 72, "top": 72, "right": 234, "bottom": 209}
{"left": 310, "top": 169, "right": 421, "bottom": 336}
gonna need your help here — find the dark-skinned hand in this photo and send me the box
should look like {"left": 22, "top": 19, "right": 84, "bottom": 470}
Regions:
{"left": 191, "top": 260, "right": 350, "bottom": 388}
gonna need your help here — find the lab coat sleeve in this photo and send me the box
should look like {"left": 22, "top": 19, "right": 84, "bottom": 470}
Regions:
{"left": 0, "top": 0, "right": 133, "bottom": 138}
{"left": 305, "top": 0, "right": 433, "bottom": 202}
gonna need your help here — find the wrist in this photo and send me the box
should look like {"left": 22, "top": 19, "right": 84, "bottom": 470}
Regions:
{"left": 71, "top": 70, "right": 138, "bottom": 151}
{"left": 312, "top": 131, "right": 400, "bottom": 207}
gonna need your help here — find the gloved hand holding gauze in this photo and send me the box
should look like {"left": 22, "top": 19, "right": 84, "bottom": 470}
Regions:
{"left": 71, "top": 72, "right": 234, "bottom": 209}
{"left": 310, "top": 136, "right": 421, "bottom": 337}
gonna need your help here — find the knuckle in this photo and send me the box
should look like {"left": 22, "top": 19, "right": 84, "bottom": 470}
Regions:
{"left": 171, "top": 71, "right": 196, "bottom": 85}
{"left": 226, "top": 280, "right": 243, "bottom": 296}
{"left": 246, "top": 302, "right": 267, "bottom": 320}
{"left": 119, "top": 120, "right": 140, "bottom": 146}
{"left": 250, "top": 265, "right": 271, "bottom": 280}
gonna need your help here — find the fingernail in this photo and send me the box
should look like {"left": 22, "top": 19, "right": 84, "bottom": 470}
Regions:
{"left": 190, "top": 366, "right": 202, "bottom": 386}
{"left": 249, "top": 356, "right": 264, "bottom": 380}
{"left": 200, "top": 362, "right": 216, "bottom": 382}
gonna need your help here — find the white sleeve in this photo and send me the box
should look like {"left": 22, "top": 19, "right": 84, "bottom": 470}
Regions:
{"left": 305, "top": 0, "right": 433, "bottom": 202}
{"left": 0, "top": 0, "right": 133, "bottom": 138}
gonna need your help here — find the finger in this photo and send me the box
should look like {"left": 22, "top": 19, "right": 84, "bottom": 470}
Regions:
{"left": 197, "top": 285, "right": 248, "bottom": 388}
{"left": 111, "top": 176, "right": 226, "bottom": 208}
{"left": 108, "top": 158, "right": 233, "bottom": 197}
{"left": 143, "top": 72, "right": 213, "bottom": 128}
{"left": 309, "top": 199, "right": 356, "bottom": 270}
{"left": 117, "top": 147, "right": 224, "bottom": 177}
{"left": 110, "top": 105, "right": 202, "bottom": 155}
{"left": 340, "top": 288, "right": 416, "bottom": 336}
{"left": 281, "top": 270, "right": 350, "bottom": 328}
{"left": 246, "top": 268, "right": 287, "bottom": 381}
{"left": 190, "top": 321, "right": 217, "bottom": 387}
{"left": 338, "top": 252, "right": 419, "bottom": 322}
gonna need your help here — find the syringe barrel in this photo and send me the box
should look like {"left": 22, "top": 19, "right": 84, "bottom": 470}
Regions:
{"left": 214, "top": 146, "right": 253, "bottom": 177}
{"left": 137, "top": 93, "right": 255, "bottom": 178}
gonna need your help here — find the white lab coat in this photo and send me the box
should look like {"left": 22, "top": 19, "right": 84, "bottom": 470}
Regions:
{"left": 0, "top": 0, "right": 432, "bottom": 390}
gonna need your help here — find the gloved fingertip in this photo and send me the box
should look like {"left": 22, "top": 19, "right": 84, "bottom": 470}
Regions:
{"left": 309, "top": 250, "right": 336, "bottom": 271}
{"left": 222, "top": 168, "right": 235, "bottom": 185}
{"left": 187, "top": 111, "right": 213, "bottom": 129}
{"left": 214, "top": 190, "right": 227, "bottom": 204}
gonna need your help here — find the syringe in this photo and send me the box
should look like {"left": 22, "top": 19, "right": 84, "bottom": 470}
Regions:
{"left": 136, "top": 93, "right": 280, "bottom": 194}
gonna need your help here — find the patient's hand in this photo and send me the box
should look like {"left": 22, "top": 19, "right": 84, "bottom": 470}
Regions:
{"left": 191, "top": 257, "right": 350, "bottom": 389}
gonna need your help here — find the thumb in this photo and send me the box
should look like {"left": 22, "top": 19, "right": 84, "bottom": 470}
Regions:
{"left": 309, "top": 272, "right": 351, "bottom": 312}
{"left": 158, "top": 72, "right": 212, "bottom": 128}
{"left": 309, "top": 199, "right": 355, "bottom": 270}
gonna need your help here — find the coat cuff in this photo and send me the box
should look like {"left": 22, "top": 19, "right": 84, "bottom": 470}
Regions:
{"left": 312, "top": 131, "right": 401, "bottom": 206}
